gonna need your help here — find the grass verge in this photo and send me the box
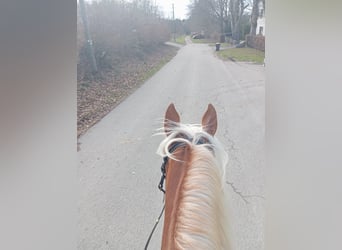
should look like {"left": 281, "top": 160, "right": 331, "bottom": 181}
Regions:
{"left": 190, "top": 38, "right": 215, "bottom": 44}
{"left": 217, "top": 47, "right": 265, "bottom": 64}
{"left": 209, "top": 42, "right": 232, "bottom": 47}
{"left": 173, "top": 35, "right": 186, "bottom": 45}
{"left": 141, "top": 53, "right": 176, "bottom": 81}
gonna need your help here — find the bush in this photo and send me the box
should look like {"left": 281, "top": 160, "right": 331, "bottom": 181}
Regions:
{"left": 246, "top": 34, "right": 265, "bottom": 51}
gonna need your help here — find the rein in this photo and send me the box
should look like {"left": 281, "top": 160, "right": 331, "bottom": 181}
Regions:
{"left": 145, "top": 137, "right": 208, "bottom": 249}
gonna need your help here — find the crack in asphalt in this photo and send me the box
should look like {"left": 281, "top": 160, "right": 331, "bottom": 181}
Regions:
{"left": 226, "top": 180, "right": 265, "bottom": 204}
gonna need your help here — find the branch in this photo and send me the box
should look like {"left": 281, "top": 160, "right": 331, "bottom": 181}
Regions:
{"left": 206, "top": 0, "right": 222, "bottom": 19}
{"left": 240, "top": 1, "right": 249, "bottom": 17}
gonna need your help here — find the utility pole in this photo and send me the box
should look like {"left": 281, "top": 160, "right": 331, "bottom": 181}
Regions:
{"left": 172, "top": 3, "right": 175, "bottom": 42}
{"left": 79, "top": 0, "right": 98, "bottom": 73}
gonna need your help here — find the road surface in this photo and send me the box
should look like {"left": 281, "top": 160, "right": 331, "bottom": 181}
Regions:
{"left": 78, "top": 42, "right": 265, "bottom": 249}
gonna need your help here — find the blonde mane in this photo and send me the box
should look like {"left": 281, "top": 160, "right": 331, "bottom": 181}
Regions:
{"left": 157, "top": 123, "right": 232, "bottom": 250}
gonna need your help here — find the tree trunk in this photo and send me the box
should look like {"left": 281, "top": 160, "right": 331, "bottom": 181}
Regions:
{"left": 229, "top": 0, "right": 240, "bottom": 42}
{"left": 220, "top": 17, "right": 225, "bottom": 42}
{"left": 220, "top": 16, "right": 224, "bottom": 34}
{"left": 232, "top": 24, "right": 240, "bottom": 42}
{"left": 229, "top": 0, "right": 249, "bottom": 43}
{"left": 250, "top": 0, "right": 259, "bottom": 35}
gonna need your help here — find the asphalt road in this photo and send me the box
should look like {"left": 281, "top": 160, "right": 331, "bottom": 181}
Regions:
{"left": 78, "top": 43, "right": 265, "bottom": 250}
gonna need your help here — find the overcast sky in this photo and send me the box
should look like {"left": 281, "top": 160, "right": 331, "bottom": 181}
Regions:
{"left": 155, "top": 0, "right": 191, "bottom": 20}
{"left": 83, "top": 0, "right": 191, "bottom": 20}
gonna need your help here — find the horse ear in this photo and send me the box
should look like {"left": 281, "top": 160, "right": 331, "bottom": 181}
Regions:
{"left": 202, "top": 104, "right": 217, "bottom": 136}
{"left": 164, "top": 103, "right": 180, "bottom": 135}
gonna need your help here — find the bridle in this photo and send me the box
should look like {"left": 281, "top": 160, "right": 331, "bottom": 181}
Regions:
{"left": 158, "top": 141, "right": 187, "bottom": 194}
{"left": 145, "top": 137, "right": 209, "bottom": 249}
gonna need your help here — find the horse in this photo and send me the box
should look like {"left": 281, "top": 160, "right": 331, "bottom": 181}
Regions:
{"left": 156, "top": 103, "right": 232, "bottom": 250}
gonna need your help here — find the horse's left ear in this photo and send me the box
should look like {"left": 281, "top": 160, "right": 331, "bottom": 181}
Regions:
{"left": 202, "top": 104, "right": 217, "bottom": 136}
{"left": 164, "top": 103, "right": 180, "bottom": 135}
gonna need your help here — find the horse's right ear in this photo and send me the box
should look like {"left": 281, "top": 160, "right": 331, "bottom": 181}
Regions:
{"left": 202, "top": 104, "right": 217, "bottom": 136}
{"left": 164, "top": 103, "right": 180, "bottom": 135}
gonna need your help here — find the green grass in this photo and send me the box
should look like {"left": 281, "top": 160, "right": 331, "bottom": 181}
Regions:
{"left": 191, "top": 38, "right": 232, "bottom": 48}
{"left": 190, "top": 37, "right": 214, "bottom": 44}
{"left": 217, "top": 47, "right": 265, "bottom": 64}
{"left": 173, "top": 35, "right": 186, "bottom": 45}
{"left": 208, "top": 42, "right": 233, "bottom": 47}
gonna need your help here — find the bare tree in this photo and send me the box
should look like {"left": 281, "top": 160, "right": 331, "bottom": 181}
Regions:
{"left": 188, "top": 0, "right": 250, "bottom": 42}
{"left": 77, "top": 0, "right": 170, "bottom": 77}
{"left": 187, "top": 0, "right": 220, "bottom": 35}
{"left": 205, "top": 0, "right": 229, "bottom": 41}
{"left": 229, "top": 0, "right": 249, "bottom": 42}
{"left": 249, "top": 0, "right": 261, "bottom": 35}
{"left": 187, "top": 0, "right": 231, "bottom": 41}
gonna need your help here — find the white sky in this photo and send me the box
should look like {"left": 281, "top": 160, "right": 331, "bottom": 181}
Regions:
{"left": 155, "top": 0, "right": 191, "bottom": 20}
{"left": 84, "top": 0, "right": 191, "bottom": 20}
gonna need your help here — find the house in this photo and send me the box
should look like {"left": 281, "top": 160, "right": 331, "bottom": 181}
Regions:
{"left": 256, "top": 1, "right": 265, "bottom": 36}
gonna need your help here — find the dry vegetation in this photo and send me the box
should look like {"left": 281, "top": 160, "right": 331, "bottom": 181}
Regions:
{"left": 77, "top": 0, "right": 176, "bottom": 137}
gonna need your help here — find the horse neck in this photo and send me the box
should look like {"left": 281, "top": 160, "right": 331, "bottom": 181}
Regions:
{"left": 161, "top": 146, "right": 230, "bottom": 250}
{"left": 161, "top": 145, "right": 191, "bottom": 250}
